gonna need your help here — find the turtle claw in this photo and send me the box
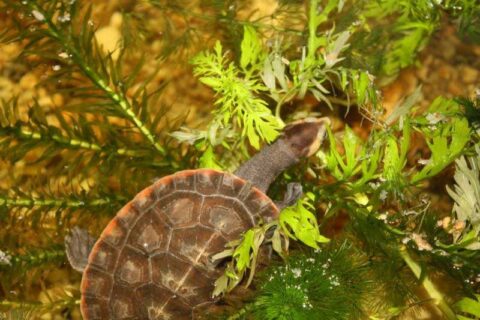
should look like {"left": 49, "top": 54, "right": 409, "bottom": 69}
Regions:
{"left": 65, "top": 227, "right": 96, "bottom": 273}
{"left": 275, "top": 182, "right": 303, "bottom": 210}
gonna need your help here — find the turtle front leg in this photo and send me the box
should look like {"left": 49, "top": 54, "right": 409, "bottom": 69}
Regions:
{"left": 65, "top": 227, "right": 97, "bottom": 273}
{"left": 275, "top": 182, "right": 303, "bottom": 210}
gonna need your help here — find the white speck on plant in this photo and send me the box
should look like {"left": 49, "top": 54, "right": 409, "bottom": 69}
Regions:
{"left": 31, "top": 10, "right": 45, "bottom": 21}
{"left": 379, "top": 190, "right": 388, "bottom": 201}
{"left": 58, "top": 13, "right": 71, "bottom": 23}
{"left": 378, "top": 213, "right": 388, "bottom": 221}
{"left": 292, "top": 268, "right": 302, "bottom": 278}
{"left": 411, "top": 233, "right": 433, "bottom": 251}
{"left": 369, "top": 182, "right": 380, "bottom": 189}
{"left": 0, "top": 251, "right": 12, "bottom": 266}
{"left": 418, "top": 158, "right": 430, "bottom": 165}
{"left": 426, "top": 112, "right": 445, "bottom": 125}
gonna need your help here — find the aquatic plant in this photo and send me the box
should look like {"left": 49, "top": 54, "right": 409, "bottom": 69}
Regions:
{"left": 249, "top": 242, "right": 370, "bottom": 320}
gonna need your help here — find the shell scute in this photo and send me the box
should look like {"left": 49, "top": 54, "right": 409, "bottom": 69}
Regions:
{"left": 258, "top": 201, "right": 279, "bottom": 221}
{"left": 136, "top": 284, "right": 175, "bottom": 320}
{"left": 161, "top": 193, "right": 201, "bottom": 228}
{"left": 175, "top": 266, "right": 216, "bottom": 306}
{"left": 218, "top": 173, "right": 249, "bottom": 198}
{"left": 115, "top": 247, "right": 149, "bottom": 286}
{"left": 101, "top": 218, "right": 128, "bottom": 249}
{"left": 244, "top": 189, "right": 277, "bottom": 220}
{"left": 169, "top": 225, "right": 225, "bottom": 269}
{"left": 161, "top": 295, "right": 192, "bottom": 320}
{"left": 110, "top": 284, "right": 144, "bottom": 319}
{"left": 173, "top": 170, "right": 197, "bottom": 191}
{"left": 127, "top": 212, "right": 170, "bottom": 254}
{"left": 88, "top": 241, "right": 118, "bottom": 271}
{"left": 151, "top": 252, "right": 190, "bottom": 292}
{"left": 131, "top": 187, "right": 157, "bottom": 212}
{"left": 116, "top": 204, "right": 140, "bottom": 227}
{"left": 111, "top": 297, "right": 136, "bottom": 319}
{"left": 82, "top": 268, "right": 112, "bottom": 299}
{"left": 82, "top": 296, "right": 109, "bottom": 319}
{"left": 152, "top": 175, "right": 175, "bottom": 199}
{"left": 194, "top": 170, "right": 223, "bottom": 195}
{"left": 200, "top": 199, "right": 251, "bottom": 237}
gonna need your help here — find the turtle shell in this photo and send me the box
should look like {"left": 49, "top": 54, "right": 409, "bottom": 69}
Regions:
{"left": 80, "top": 169, "right": 278, "bottom": 319}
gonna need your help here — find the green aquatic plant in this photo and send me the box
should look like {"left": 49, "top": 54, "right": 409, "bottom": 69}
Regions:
{"left": 191, "top": 30, "right": 282, "bottom": 150}
{"left": 174, "top": 0, "right": 381, "bottom": 167}
{"left": 455, "top": 294, "right": 480, "bottom": 320}
{"left": 212, "top": 194, "right": 329, "bottom": 296}
{"left": 446, "top": 147, "right": 480, "bottom": 249}
{"left": 245, "top": 242, "right": 370, "bottom": 320}
{"left": 345, "top": 0, "right": 480, "bottom": 80}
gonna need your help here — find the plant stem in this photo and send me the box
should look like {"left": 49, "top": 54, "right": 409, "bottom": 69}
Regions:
{"left": 329, "top": 96, "right": 356, "bottom": 107}
{"left": 14, "top": 126, "right": 143, "bottom": 157}
{"left": 0, "top": 298, "right": 79, "bottom": 313}
{"left": 307, "top": 0, "right": 318, "bottom": 61}
{"left": 10, "top": 247, "right": 65, "bottom": 266}
{"left": 399, "top": 246, "right": 457, "bottom": 320}
{"left": 0, "top": 196, "right": 119, "bottom": 208}
{"left": 227, "top": 302, "right": 256, "bottom": 320}
{"left": 274, "top": 87, "right": 298, "bottom": 119}
{"left": 27, "top": 1, "right": 165, "bottom": 155}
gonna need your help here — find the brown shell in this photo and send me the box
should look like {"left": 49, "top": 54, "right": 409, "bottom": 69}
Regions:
{"left": 80, "top": 169, "right": 278, "bottom": 319}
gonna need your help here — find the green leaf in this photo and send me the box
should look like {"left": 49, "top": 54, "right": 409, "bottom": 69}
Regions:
{"left": 382, "top": 121, "right": 410, "bottom": 189}
{"left": 246, "top": 120, "right": 260, "bottom": 150}
{"left": 385, "top": 86, "right": 422, "bottom": 125}
{"left": 271, "top": 228, "right": 284, "bottom": 257}
{"left": 325, "top": 126, "right": 361, "bottom": 180}
{"left": 233, "top": 229, "right": 255, "bottom": 272}
{"left": 412, "top": 116, "right": 471, "bottom": 183}
{"left": 198, "top": 76, "right": 223, "bottom": 88}
{"left": 198, "top": 145, "right": 223, "bottom": 170}
{"left": 240, "top": 25, "right": 263, "bottom": 70}
{"left": 279, "top": 195, "right": 329, "bottom": 249}
{"left": 212, "top": 273, "right": 229, "bottom": 298}
{"left": 341, "top": 68, "right": 378, "bottom": 106}
{"left": 445, "top": 146, "right": 480, "bottom": 246}
{"left": 383, "top": 136, "right": 401, "bottom": 182}
{"left": 191, "top": 37, "right": 281, "bottom": 149}
{"left": 324, "top": 31, "right": 350, "bottom": 67}
{"left": 455, "top": 295, "right": 480, "bottom": 319}
{"left": 307, "top": 0, "right": 340, "bottom": 59}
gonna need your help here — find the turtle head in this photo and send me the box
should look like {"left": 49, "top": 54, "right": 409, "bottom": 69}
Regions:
{"left": 282, "top": 117, "right": 330, "bottom": 158}
{"left": 234, "top": 117, "right": 330, "bottom": 192}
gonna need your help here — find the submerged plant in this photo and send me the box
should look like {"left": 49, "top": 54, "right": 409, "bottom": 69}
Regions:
{"left": 446, "top": 146, "right": 480, "bottom": 248}
{"left": 212, "top": 194, "right": 329, "bottom": 296}
{"left": 248, "top": 242, "right": 370, "bottom": 320}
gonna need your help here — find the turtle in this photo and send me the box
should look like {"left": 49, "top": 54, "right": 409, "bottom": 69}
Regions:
{"left": 65, "top": 117, "right": 330, "bottom": 320}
